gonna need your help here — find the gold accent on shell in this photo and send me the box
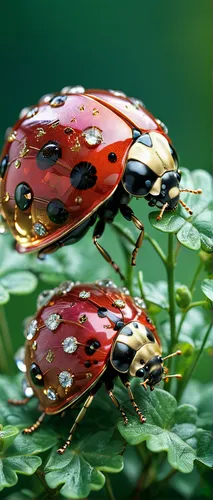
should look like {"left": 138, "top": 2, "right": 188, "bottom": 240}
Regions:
{"left": 36, "top": 128, "right": 46, "bottom": 139}
{"left": 32, "top": 341, "right": 37, "bottom": 351}
{"left": 15, "top": 160, "right": 21, "bottom": 169}
{"left": 64, "top": 127, "right": 74, "bottom": 134}
{"left": 92, "top": 108, "right": 99, "bottom": 115}
{"left": 79, "top": 105, "right": 85, "bottom": 112}
{"left": 79, "top": 314, "right": 88, "bottom": 324}
{"left": 51, "top": 119, "right": 60, "bottom": 128}
{"left": 46, "top": 349, "right": 55, "bottom": 363}
{"left": 3, "top": 192, "right": 10, "bottom": 202}
{"left": 70, "top": 138, "right": 80, "bottom": 151}
{"left": 75, "top": 196, "right": 82, "bottom": 205}
{"left": 113, "top": 299, "right": 125, "bottom": 309}
{"left": 19, "top": 140, "right": 29, "bottom": 158}
{"left": 8, "top": 131, "right": 17, "bottom": 142}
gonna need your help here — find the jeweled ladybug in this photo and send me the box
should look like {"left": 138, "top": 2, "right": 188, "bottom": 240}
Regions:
{"left": 9, "top": 280, "right": 181, "bottom": 454}
{"left": 0, "top": 86, "right": 201, "bottom": 278}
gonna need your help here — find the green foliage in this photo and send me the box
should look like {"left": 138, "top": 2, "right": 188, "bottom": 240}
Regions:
{"left": 0, "top": 168, "right": 212, "bottom": 498}
{"left": 149, "top": 169, "right": 213, "bottom": 252}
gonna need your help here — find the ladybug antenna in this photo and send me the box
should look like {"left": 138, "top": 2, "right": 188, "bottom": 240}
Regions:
{"left": 156, "top": 202, "right": 169, "bottom": 221}
{"left": 162, "top": 350, "right": 182, "bottom": 362}
{"left": 179, "top": 188, "right": 202, "bottom": 195}
{"left": 163, "top": 373, "right": 182, "bottom": 381}
{"left": 179, "top": 199, "right": 193, "bottom": 215}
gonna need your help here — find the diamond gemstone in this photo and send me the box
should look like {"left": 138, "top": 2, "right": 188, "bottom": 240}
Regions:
{"left": 113, "top": 299, "right": 125, "bottom": 309}
{"left": 134, "top": 296, "right": 146, "bottom": 309}
{"left": 14, "top": 346, "right": 26, "bottom": 373}
{"left": 58, "top": 281, "right": 74, "bottom": 294}
{"left": 46, "top": 388, "right": 57, "bottom": 401}
{"left": 37, "top": 289, "right": 55, "bottom": 310}
{"left": 22, "top": 378, "right": 34, "bottom": 398}
{"left": 82, "top": 127, "right": 103, "bottom": 147}
{"left": 61, "top": 85, "right": 85, "bottom": 94}
{"left": 130, "top": 97, "right": 146, "bottom": 109}
{"left": 79, "top": 290, "right": 90, "bottom": 299}
{"left": 156, "top": 118, "right": 168, "bottom": 135}
{"left": 58, "top": 371, "right": 73, "bottom": 388}
{"left": 109, "top": 89, "right": 126, "bottom": 97}
{"left": 120, "top": 287, "right": 130, "bottom": 296}
{"left": 63, "top": 336, "right": 78, "bottom": 354}
{"left": 45, "top": 313, "right": 61, "bottom": 331}
{"left": 33, "top": 222, "right": 47, "bottom": 237}
{"left": 26, "top": 319, "right": 38, "bottom": 340}
{"left": 97, "top": 279, "right": 117, "bottom": 288}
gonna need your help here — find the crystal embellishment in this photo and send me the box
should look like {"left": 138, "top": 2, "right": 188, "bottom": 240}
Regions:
{"left": 61, "top": 85, "right": 85, "bottom": 94}
{"left": 79, "top": 290, "right": 90, "bottom": 299}
{"left": 37, "top": 290, "right": 55, "bottom": 310}
{"left": 44, "top": 313, "right": 61, "bottom": 331}
{"left": 63, "top": 336, "right": 78, "bottom": 354}
{"left": 22, "top": 378, "right": 34, "bottom": 398}
{"left": 109, "top": 89, "right": 126, "bottom": 97}
{"left": 33, "top": 222, "right": 47, "bottom": 237}
{"left": 26, "top": 319, "right": 38, "bottom": 340}
{"left": 58, "top": 371, "right": 73, "bottom": 388}
{"left": 82, "top": 127, "right": 103, "bottom": 147}
{"left": 46, "top": 388, "right": 57, "bottom": 401}
{"left": 58, "top": 281, "right": 74, "bottom": 294}
{"left": 156, "top": 118, "right": 168, "bottom": 135}
{"left": 14, "top": 346, "right": 26, "bottom": 373}
{"left": 97, "top": 279, "right": 117, "bottom": 288}
{"left": 113, "top": 299, "right": 125, "bottom": 309}
{"left": 134, "top": 296, "right": 146, "bottom": 309}
{"left": 120, "top": 287, "right": 130, "bottom": 296}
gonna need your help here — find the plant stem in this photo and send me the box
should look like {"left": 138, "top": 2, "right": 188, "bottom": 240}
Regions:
{"left": 105, "top": 473, "right": 116, "bottom": 500}
{"left": 176, "top": 260, "right": 204, "bottom": 339}
{"left": 176, "top": 322, "right": 212, "bottom": 402}
{"left": 138, "top": 271, "right": 146, "bottom": 303}
{"left": 0, "top": 306, "right": 14, "bottom": 374}
{"left": 166, "top": 234, "right": 176, "bottom": 354}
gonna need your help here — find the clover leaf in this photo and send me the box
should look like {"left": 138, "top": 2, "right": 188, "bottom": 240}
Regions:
{"left": 118, "top": 383, "right": 213, "bottom": 473}
{"left": 149, "top": 168, "right": 213, "bottom": 252}
{"left": 201, "top": 278, "right": 213, "bottom": 302}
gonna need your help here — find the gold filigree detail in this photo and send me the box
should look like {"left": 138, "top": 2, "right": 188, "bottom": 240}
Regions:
{"left": 70, "top": 138, "right": 80, "bottom": 152}
{"left": 79, "top": 105, "right": 85, "bottom": 112}
{"left": 92, "top": 108, "right": 99, "bottom": 115}
{"left": 19, "top": 140, "right": 29, "bottom": 158}
{"left": 36, "top": 127, "right": 46, "bottom": 139}
{"left": 51, "top": 119, "right": 60, "bottom": 128}
{"left": 15, "top": 160, "right": 21, "bottom": 169}
{"left": 79, "top": 314, "right": 88, "bottom": 324}
{"left": 8, "top": 131, "right": 17, "bottom": 143}
{"left": 46, "top": 349, "right": 55, "bottom": 363}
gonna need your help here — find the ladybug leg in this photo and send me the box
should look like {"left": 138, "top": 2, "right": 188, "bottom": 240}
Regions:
{"left": 57, "top": 392, "right": 95, "bottom": 454}
{"left": 120, "top": 205, "right": 144, "bottom": 266}
{"left": 23, "top": 412, "right": 46, "bottom": 434}
{"left": 123, "top": 379, "right": 146, "bottom": 424}
{"left": 93, "top": 220, "right": 125, "bottom": 281}
{"left": 106, "top": 388, "right": 128, "bottom": 425}
{"left": 8, "top": 397, "right": 32, "bottom": 406}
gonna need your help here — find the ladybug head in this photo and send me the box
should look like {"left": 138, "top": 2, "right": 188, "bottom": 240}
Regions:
{"left": 110, "top": 321, "right": 182, "bottom": 389}
{"left": 122, "top": 130, "right": 202, "bottom": 220}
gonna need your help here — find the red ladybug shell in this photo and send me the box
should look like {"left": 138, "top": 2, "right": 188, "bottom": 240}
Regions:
{"left": 25, "top": 282, "right": 159, "bottom": 414}
{"left": 0, "top": 88, "right": 168, "bottom": 254}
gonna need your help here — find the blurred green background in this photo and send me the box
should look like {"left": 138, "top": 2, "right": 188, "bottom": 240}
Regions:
{"left": 0, "top": 0, "right": 211, "bottom": 354}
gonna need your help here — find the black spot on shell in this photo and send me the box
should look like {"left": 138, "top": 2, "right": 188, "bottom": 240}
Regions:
{"left": 14, "top": 183, "right": 33, "bottom": 211}
{"left": 30, "top": 363, "right": 44, "bottom": 387}
{"left": 0, "top": 154, "right": 9, "bottom": 179}
{"left": 36, "top": 141, "right": 61, "bottom": 170}
{"left": 47, "top": 199, "right": 69, "bottom": 224}
{"left": 85, "top": 339, "right": 101, "bottom": 356}
{"left": 70, "top": 162, "right": 97, "bottom": 190}
{"left": 108, "top": 152, "right": 117, "bottom": 163}
{"left": 84, "top": 360, "right": 92, "bottom": 368}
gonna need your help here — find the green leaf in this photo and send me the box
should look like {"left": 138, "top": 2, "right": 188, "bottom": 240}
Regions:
{"left": 201, "top": 279, "right": 213, "bottom": 302}
{"left": 0, "top": 426, "right": 19, "bottom": 454}
{"left": 196, "top": 429, "right": 213, "bottom": 468}
{"left": 143, "top": 281, "right": 169, "bottom": 310}
{"left": 149, "top": 212, "right": 185, "bottom": 233}
{"left": 0, "top": 284, "right": 9, "bottom": 305}
{"left": 0, "top": 456, "right": 41, "bottom": 492}
{"left": 45, "top": 430, "right": 123, "bottom": 498}
{"left": 0, "top": 376, "right": 125, "bottom": 497}
{"left": 118, "top": 384, "right": 213, "bottom": 474}
{"left": 149, "top": 168, "right": 213, "bottom": 252}
{"left": 0, "top": 272, "right": 38, "bottom": 295}
{"left": 177, "top": 222, "right": 200, "bottom": 250}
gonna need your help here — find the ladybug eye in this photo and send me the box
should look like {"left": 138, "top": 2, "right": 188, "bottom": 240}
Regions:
{"left": 47, "top": 199, "right": 69, "bottom": 224}
{"left": 30, "top": 363, "right": 44, "bottom": 387}
{"left": 123, "top": 160, "right": 158, "bottom": 197}
{"left": 137, "top": 134, "right": 152, "bottom": 147}
{"left": 36, "top": 141, "right": 61, "bottom": 170}
{"left": 136, "top": 368, "right": 144, "bottom": 378}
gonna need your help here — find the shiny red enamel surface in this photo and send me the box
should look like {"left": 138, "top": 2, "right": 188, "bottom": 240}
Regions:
{"left": 0, "top": 88, "right": 170, "bottom": 254}
{"left": 25, "top": 282, "right": 159, "bottom": 414}
{"left": 0, "top": 93, "right": 132, "bottom": 252}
